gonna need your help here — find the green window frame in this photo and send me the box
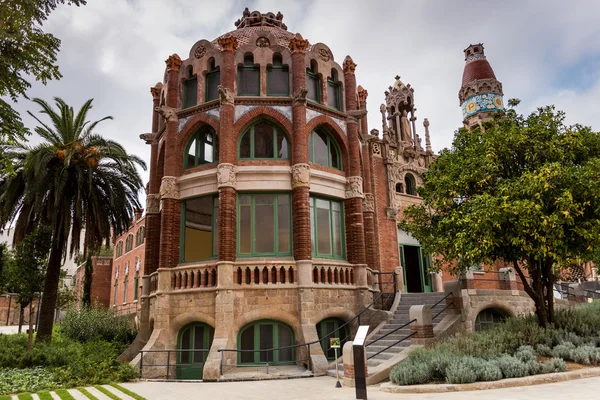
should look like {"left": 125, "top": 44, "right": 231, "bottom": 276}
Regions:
{"left": 238, "top": 320, "right": 295, "bottom": 365}
{"left": 310, "top": 196, "right": 345, "bottom": 259}
{"left": 306, "top": 71, "right": 321, "bottom": 103}
{"left": 475, "top": 309, "right": 506, "bottom": 331}
{"left": 176, "top": 322, "right": 215, "bottom": 379}
{"left": 316, "top": 318, "right": 348, "bottom": 361}
{"left": 237, "top": 193, "right": 292, "bottom": 257}
{"left": 205, "top": 62, "right": 220, "bottom": 102}
{"left": 180, "top": 196, "right": 219, "bottom": 263}
{"left": 308, "top": 129, "right": 341, "bottom": 169}
{"left": 237, "top": 54, "right": 260, "bottom": 96}
{"left": 267, "top": 53, "right": 289, "bottom": 96}
{"left": 238, "top": 121, "right": 289, "bottom": 160}
{"left": 327, "top": 69, "right": 341, "bottom": 110}
{"left": 184, "top": 126, "right": 218, "bottom": 169}
{"left": 405, "top": 173, "right": 417, "bottom": 196}
{"left": 183, "top": 77, "right": 198, "bottom": 109}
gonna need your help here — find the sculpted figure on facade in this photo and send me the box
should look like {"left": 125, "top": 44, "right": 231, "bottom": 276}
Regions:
{"left": 363, "top": 193, "right": 375, "bottom": 213}
{"left": 292, "top": 87, "right": 308, "bottom": 106}
{"left": 345, "top": 176, "right": 364, "bottom": 199}
{"left": 217, "top": 85, "right": 235, "bottom": 106}
{"left": 155, "top": 105, "right": 178, "bottom": 122}
{"left": 217, "top": 163, "right": 237, "bottom": 189}
{"left": 291, "top": 163, "right": 310, "bottom": 188}
{"left": 159, "top": 176, "right": 179, "bottom": 200}
{"left": 400, "top": 109, "right": 412, "bottom": 143}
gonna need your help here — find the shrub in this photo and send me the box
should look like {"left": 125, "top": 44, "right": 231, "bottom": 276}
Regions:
{"left": 389, "top": 361, "right": 432, "bottom": 385}
{"left": 514, "top": 345, "right": 536, "bottom": 363}
{"left": 445, "top": 358, "right": 478, "bottom": 384}
{"left": 0, "top": 367, "right": 58, "bottom": 395}
{"left": 429, "top": 352, "right": 459, "bottom": 380}
{"left": 552, "top": 342, "right": 576, "bottom": 359}
{"left": 569, "top": 345, "right": 594, "bottom": 364}
{"left": 536, "top": 344, "right": 553, "bottom": 357}
{"left": 477, "top": 359, "right": 503, "bottom": 381}
{"left": 542, "top": 358, "right": 567, "bottom": 373}
{"left": 496, "top": 355, "right": 530, "bottom": 378}
{"left": 60, "top": 306, "right": 136, "bottom": 344}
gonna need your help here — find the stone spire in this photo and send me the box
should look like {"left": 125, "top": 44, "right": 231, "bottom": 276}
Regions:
{"left": 458, "top": 43, "right": 504, "bottom": 127}
{"left": 423, "top": 118, "right": 432, "bottom": 152}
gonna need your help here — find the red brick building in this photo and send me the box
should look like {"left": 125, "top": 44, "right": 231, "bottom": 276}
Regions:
{"left": 72, "top": 256, "right": 113, "bottom": 308}
{"left": 135, "top": 9, "right": 476, "bottom": 380}
{"left": 110, "top": 210, "right": 145, "bottom": 315}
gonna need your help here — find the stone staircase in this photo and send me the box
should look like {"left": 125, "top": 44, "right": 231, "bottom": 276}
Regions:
{"left": 328, "top": 292, "right": 448, "bottom": 376}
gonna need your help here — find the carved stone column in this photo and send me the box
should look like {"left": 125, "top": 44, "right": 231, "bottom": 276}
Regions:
{"left": 343, "top": 56, "right": 367, "bottom": 268}
{"left": 289, "top": 34, "right": 312, "bottom": 263}
{"left": 158, "top": 54, "right": 182, "bottom": 271}
{"left": 217, "top": 36, "right": 238, "bottom": 262}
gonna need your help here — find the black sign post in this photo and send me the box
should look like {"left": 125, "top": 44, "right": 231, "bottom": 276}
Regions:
{"left": 353, "top": 325, "right": 369, "bottom": 400}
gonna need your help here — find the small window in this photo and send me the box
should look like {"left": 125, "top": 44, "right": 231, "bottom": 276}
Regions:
{"left": 267, "top": 53, "right": 289, "bottom": 96}
{"left": 125, "top": 234, "right": 134, "bottom": 253}
{"left": 205, "top": 59, "right": 220, "bottom": 102}
{"left": 185, "top": 126, "right": 218, "bottom": 169}
{"left": 238, "top": 53, "right": 260, "bottom": 96}
{"left": 475, "top": 308, "right": 506, "bottom": 331}
{"left": 395, "top": 183, "right": 403, "bottom": 193}
{"left": 327, "top": 69, "right": 341, "bottom": 110}
{"left": 181, "top": 196, "right": 219, "bottom": 262}
{"left": 306, "top": 60, "right": 321, "bottom": 103}
{"left": 238, "top": 121, "right": 289, "bottom": 160}
{"left": 405, "top": 174, "right": 416, "bottom": 196}
{"left": 310, "top": 197, "right": 345, "bottom": 259}
{"left": 183, "top": 66, "right": 198, "bottom": 108}
{"left": 308, "top": 129, "right": 341, "bottom": 169}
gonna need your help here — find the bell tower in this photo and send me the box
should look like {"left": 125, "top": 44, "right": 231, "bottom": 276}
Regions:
{"left": 458, "top": 43, "right": 504, "bottom": 128}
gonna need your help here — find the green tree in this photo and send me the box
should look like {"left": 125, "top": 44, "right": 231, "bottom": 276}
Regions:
{"left": 0, "top": 0, "right": 86, "bottom": 170}
{"left": 0, "top": 97, "right": 146, "bottom": 342}
{"left": 400, "top": 102, "right": 600, "bottom": 327}
{"left": 0, "top": 242, "right": 9, "bottom": 292}
{"left": 82, "top": 255, "right": 93, "bottom": 308}
{"left": 5, "top": 226, "right": 51, "bottom": 348}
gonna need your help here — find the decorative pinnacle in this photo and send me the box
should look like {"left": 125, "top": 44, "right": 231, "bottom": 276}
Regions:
{"left": 289, "top": 33, "right": 310, "bottom": 54}
{"left": 165, "top": 54, "right": 183, "bottom": 72}
{"left": 343, "top": 56, "right": 356, "bottom": 74}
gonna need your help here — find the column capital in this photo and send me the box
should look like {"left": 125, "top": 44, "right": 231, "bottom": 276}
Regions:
{"left": 146, "top": 194, "right": 160, "bottom": 214}
{"left": 150, "top": 83, "right": 162, "bottom": 99}
{"left": 345, "top": 176, "right": 364, "bottom": 199}
{"left": 289, "top": 34, "right": 310, "bottom": 54}
{"left": 218, "top": 35, "right": 239, "bottom": 51}
{"left": 217, "top": 163, "right": 237, "bottom": 189}
{"left": 165, "top": 54, "right": 183, "bottom": 72}
{"left": 292, "top": 163, "right": 310, "bottom": 188}
{"left": 357, "top": 85, "right": 368, "bottom": 103}
{"left": 159, "top": 176, "right": 179, "bottom": 200}
{"left": 363, "top": 193, "right": 374, "bottom": 212}
{"left": 343, "top": 55, "right": 357, "bottom": 75}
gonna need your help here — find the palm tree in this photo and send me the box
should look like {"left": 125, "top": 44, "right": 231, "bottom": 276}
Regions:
{"left": 0, "top": 97, "right": 146, "bottom": 342}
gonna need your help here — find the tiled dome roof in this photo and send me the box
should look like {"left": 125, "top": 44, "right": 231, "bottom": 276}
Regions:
{"left": 461, "top": 59, "right": 497, "bottom": 87}
{"left": 213, "top": 26, "right": 296, "bottom": 50}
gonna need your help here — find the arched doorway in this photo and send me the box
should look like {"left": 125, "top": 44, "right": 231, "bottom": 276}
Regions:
{"left": 238, "top": 320, "right": 295, "bottom": 365}
{"left": 316, "top": 318, "right": 349, "bottom": 361}
{"left": 176, "top": 322, "right": 214, "bottom": 379}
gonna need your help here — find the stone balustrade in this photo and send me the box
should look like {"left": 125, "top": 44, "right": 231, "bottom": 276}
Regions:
{"left": 170, "top": 264, "right": 218, "bottom": 290}
{"left": 233, "top": 262, "right": 296, "bottom": 286}
{"left": 312, "top": 264, "right": 354, "bottom": 285}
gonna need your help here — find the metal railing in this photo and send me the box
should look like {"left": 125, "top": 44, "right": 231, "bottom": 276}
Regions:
{"left": 432, "top": 292, "right": 454, "bottom": 320}
{"left": 139, "top": 349, "right": 209, "bottom": 380}
{"left": 372, "top": 271, "right": 397, "bottom": 310}
{"left": 216, "top": 271, "right": 399, "bottom": 375}
{"left": 365, "top": 318, "right": 416, "bottom": 360}
{"left": 218, "top": 343, "right": 312, "bottom": 376}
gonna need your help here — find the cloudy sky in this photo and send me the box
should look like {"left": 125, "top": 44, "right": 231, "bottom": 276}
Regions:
{"left": 8, "top": 0, "right": 600, "bottom": 201}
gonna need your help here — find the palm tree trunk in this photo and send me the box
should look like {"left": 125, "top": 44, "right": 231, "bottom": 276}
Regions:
{"left": 35, "top": 224, "right": 64, "bottom": 343}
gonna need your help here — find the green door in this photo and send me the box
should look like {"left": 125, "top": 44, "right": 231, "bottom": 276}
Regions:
{"left": 238, "top": 320, "right": 295, "bottom": 365}
{"left": 176, "top": 323, "right": 214, "bottom": 380}
{"left": 316, "top": 318, "right": 348, "bottom": 360}
{"left": 400, "top": 244, "right": 432, "bottom": 293}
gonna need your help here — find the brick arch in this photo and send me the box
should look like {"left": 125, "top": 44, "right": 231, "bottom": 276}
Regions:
{"left": 473, "top": 302, "right": 517, "bottom": 320}
{"left": 169, "top": 311, "right": 217, "bottom": 338}
{"left": 306, "top": 115, "right": 350, "bottom": 173}
{"left": 233, "top": 105, "right": 294, "bottom": 146}
{"left": 312, "top": 307, "right": 355, "bottom": 327}
{"left": 232, "top": 308, "right": 298, "bottom": 339}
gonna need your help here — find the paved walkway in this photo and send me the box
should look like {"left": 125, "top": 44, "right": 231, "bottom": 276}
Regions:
{"left": 121, "top": 375, "right": 600, "bottom": 400}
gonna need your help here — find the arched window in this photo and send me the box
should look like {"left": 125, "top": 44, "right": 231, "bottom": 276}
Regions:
{"left": 405, "top": 173, "right": 416, "bottom": 196}
{"left": 475, "top": 308, "right": 506, "bottom": 331}
{"left": 267, "top": 53, "right": 289, "bottom": 96}
{"left": 125, "top": 234, "right": 134, "bottom": 253}
{"left": 239, "top": 121, "right": 289, "bottom": 159}
{"left": 183, "top": 66, "right": 197, "bottom": 108}
{"left": 205, "top": 58, "right": 220, "bottom": 102}
{"left": 327, "top": 69, "right": 341, "bottom": 110}
{"left": 116, "top": 241, "right": 123, "bottom": 258}
{"left": 308, "top": 128, "right": 341, "bottom": 169}
{"left": 135, "top": 226, "right": 145, "bottom": 247}
{"left": 185, "top": 126, "right": 218, "bottom": 169}
{"left": 316, "top": 318, "right": 349, "bottom": 360}
{"left": 238, "top": 320, "right": 295, "bottom": 365}
{"left": 395, "top": 183, "right": 404, "bottom": 193}
{"left": 306, "top": 60, "right": 321, "bottom": 103}
{"left": 238, "top": 53, "right": 260, "bottom": 96}
{"left": 177, "top": 323, "right": 215, "bottom": 379}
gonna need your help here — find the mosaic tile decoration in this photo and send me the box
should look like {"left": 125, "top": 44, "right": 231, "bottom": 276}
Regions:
{"left": 204, "top": 106, "right": 221, "bottom": 121}
{"left": 270, "top": 105, "right": 292, "bottom": 123}
{"left": 306, "top": 109, "right": 347, "bottom": 136}
{"left": 466, "top": 53, "right": 486, "bottom": 63}
{"left": 177, "top": 115, "right": 193, "bottom": 133}
{"left": 461, "top": 93, "right": 503, "bottom": 119}
{"left": 234, "top": 105, "right": 257, "bottom": 122}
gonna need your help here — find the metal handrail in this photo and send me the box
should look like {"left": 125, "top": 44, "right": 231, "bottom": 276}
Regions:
{"left": 216, "top": 272, "right": 398, "bottom": 373}
{"left": 218, "top": 344, "right": 311, "bottom": 375}
{"left": 367, "top": 331, "right": 417, "bottom": 360}
{"left": 430, "top": 292, "right": 453, "bottom": 309}
{"left": 366, "top": 318, "right": 416, "bottom": 347}
{"left": 432, "top": 300, "right": 454, "bottom": 320}
{"left": 139, "top": 349, "right": 210, "bottom": 380}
